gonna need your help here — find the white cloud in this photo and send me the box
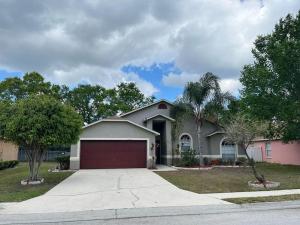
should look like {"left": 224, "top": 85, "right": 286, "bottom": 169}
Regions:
{"left": 0, "top": 0, "right": 299, "bottom": 96}
{"left": 50, "top": 65, "right": 158, "bottom": 96}
{"left": 162, "top": 72, "right": 199, "bottom": 87}
{"left": 220, "top": 79, "right": 242, "bottom": 96}
{"left": 162, "top": 72, "right": 241, "bottom": 95}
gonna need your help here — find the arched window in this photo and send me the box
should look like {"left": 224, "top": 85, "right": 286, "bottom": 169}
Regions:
{"left": 158, "top": 103, "right": 167, "bottom": 109}
{"left": 221, "top": 138, "right": 237, "bottom": 160}
{"left": 179, "top": 133, "right": 193, "bottom": 151}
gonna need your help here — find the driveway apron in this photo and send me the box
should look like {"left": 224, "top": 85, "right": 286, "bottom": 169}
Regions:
{"left": 1, "top": 169, "right": 229, "bottom": 214}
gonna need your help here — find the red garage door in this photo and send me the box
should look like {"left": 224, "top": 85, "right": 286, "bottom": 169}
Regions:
{"left": 80, "top": 140, "right": 147, "bottom": 169}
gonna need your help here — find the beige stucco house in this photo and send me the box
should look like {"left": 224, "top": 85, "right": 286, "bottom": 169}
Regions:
{"left": 0, "top": 140, "right": 19, "bottom": 161}
{"left": 70, "top": 100, "right": 245, "bottom": 169}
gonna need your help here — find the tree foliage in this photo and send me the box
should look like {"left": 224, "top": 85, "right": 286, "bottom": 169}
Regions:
{"left": 218, "top": 99, "right": 241, "bottom": 125}
{"left": 111, "top": 83, "right": 155, "bottom": 114}
{"left": 0, "top": 72, "right": 155, "bottom": 124}
{"left": 0, "top": 72, "right": 62, "bottom": 101}
{"left": 170, "top": 101, "right": 192, "bottom": 140}
{"left": 183, "top": 72, "right": 234, "bottom": 124}
{"left": 0, "top": 95, "right": 83, "bottom": 181}
{"left": 240, "top": 11, "right": 300, "bottom": 142}
{"left": 66, "top": 84, "right": 107, "bottom": 124}
{"left": 66, "top": 82, "right": 155, "bottom": 124}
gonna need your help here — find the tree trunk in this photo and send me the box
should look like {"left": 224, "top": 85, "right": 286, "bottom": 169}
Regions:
{"left": 196, "top": 122, "right": 203, "bottom": 166}
{"left": 25, "top": 146, "right": 45, "bottom": 182}
{"left": 244, "top": 146, "right": 267, "bottom": 188}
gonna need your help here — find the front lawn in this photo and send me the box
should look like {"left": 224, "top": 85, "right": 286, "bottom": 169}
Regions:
{"left": 225, "top": 194, "right": 300, "bottom": 204}
{"left": 0, "top": 162, "right": 73, "bottom": 202}
{"left": 156, "top": 163, "right": 300, "bottom": 193}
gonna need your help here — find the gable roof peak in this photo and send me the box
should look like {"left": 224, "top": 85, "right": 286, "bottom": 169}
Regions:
{"left": 120, "top": 99, "right": 174, "bottom": 117}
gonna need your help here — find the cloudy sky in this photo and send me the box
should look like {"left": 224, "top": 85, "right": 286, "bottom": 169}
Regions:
{"left": 0, "top": 0, "right": 299, "bottom": 100}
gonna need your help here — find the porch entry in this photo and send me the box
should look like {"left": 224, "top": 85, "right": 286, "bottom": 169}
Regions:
{"left": 153, "top": 120, "right": 166, "bottom": 164}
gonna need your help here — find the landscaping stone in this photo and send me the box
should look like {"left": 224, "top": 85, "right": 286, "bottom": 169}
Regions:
{"left": 21, "top": 178, "right": 44, "bottom": 186}
{"left": 172, "top": 165, "right": 249, "bottom": 170}
{"left": 172, "top": 166, "right": 213, "bottom": 170}
{"left": 248, "top": 181, "right": 280, "bottom": 189}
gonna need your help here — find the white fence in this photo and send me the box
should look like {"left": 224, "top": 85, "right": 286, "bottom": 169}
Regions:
{"left": 246, "top": 146, "right": 263, "bottom": 162}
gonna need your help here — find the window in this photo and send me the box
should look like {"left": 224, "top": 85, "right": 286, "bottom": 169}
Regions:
{"left": 158, "top": 103, "right": 167, "bottom": 109}
{"left": 265, "top": 142, "right": 272, "bottom": 158}
{"left": 221, "top": 139, "right": 236, "bottom": 160}
{"left": 179, "top": 134, "right": 193, "bottom": 151}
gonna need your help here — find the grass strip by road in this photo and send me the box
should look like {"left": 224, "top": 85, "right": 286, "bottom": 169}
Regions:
{"left": 225, "top": 194, "right": 300, "bottom": 204}
{"left": 0, "top": 162, "right": 73, "bottom": 202}
{"left": 156, "top": 163, "right": 300, "bottom": 193}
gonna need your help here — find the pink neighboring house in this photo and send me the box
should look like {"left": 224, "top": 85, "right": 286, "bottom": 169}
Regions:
{"left": 253, "top": 139, "right": 300, "bottom": 165}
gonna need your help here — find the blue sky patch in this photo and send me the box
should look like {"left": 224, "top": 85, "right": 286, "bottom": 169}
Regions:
{"left": 122, "top": 62, "right": 183, "bottom": 101}
{"left": 0, "top": 69, "right": 22, "bottom": 81}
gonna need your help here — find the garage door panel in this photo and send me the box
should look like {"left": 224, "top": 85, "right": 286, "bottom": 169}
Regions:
{"left": 80, "top": 140, "right": 147, "bottom": 169}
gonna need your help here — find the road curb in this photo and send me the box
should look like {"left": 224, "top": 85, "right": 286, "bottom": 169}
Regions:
{"left": 1, "top": 201, "right": 300, "bottom": 224}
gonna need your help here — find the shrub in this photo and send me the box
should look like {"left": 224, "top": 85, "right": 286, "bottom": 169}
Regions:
{"left": 0, "top": 160, "right": 18, "bottom": 170}
{"left": 203, "top": 157, "right": 210, "bottom": 166}
{"left": 210, "top": 159, "right": 221, "bottom": 165}
{"left": 179, "top": 149, "right": 198, "bottom": 167}
{"left": 222, "top": 159, "right": 235, "bottom": 166}
{"left": 56, "top": 156, "right": 70, "bottom": 170}
{"left": 236, "top": 157, "right": 248, "bottom": 166}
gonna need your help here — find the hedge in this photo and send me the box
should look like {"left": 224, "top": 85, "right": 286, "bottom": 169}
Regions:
{"left": 0, "top": 160, "right": 19, "bottom": 170}
{"left": 56, "top": 156, "right": 70, "bottom": 170}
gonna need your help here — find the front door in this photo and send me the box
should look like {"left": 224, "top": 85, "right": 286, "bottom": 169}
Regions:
{"left": 155, "top": 139, "right": 161, "bottom": 164}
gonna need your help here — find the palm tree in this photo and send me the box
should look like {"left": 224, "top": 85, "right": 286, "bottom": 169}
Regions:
{"left": 172, "top": 72, "right": 234, "bottom": 166}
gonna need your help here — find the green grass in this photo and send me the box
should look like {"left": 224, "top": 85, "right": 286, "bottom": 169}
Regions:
{"left": 225, "top": 194, "right": 300, "bottom": 204}
{"left": 156, "top": 163, "right": 300, "bottom": 194}
{"left": 0, "top": 162, "right": 74, "bottom": 202}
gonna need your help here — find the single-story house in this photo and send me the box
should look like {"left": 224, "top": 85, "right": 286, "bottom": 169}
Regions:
{"left": 252, "top": 139, "right": 300, "bottom": 165}
{"left": 70, "top": 100, "right": 245, "bottom": 169}
{"left": 0, "top": 140, "right": 19, "bottom": 161}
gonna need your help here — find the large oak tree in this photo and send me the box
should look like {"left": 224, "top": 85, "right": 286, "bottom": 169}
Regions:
{"left": 240, "top": 11, "right": 300, "bottom": 142}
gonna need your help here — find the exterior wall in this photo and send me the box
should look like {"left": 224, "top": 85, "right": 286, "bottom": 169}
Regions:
{"left": 206, "top": 133, "right": 224, "bottom": 157}
{"left": 253, "top": 140, "right": 300, "bottom": 165}
{"left": 0, "top": 140, "right": 18, "bottom": 161}
{"left": 165, "top": 120, "right": 172, "bottom": 165}
{"left": 175, "top": 116, "right": 219, "bottom": 156}
{"left": 121, "top": 102, "right": 172, "bottom": 126}
{"left": 203, "top": 134, "right": 246, "bottom": 159}
{"left": 70, "top": 121, "right": 157, "bottom": 170}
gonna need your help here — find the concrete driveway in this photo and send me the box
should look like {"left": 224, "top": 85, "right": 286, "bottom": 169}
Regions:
{"left": 2, "top": 169, "right": 229, "bottom": 214}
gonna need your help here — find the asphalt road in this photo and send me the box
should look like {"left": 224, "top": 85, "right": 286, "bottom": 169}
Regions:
{"left": 1, "top": 201, "right": 300, "bottom": 225}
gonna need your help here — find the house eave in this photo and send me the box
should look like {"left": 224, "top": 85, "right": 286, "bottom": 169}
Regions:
{"left": 206, "top": 131, "right": 225, "bottom": 137}
{"left": 144, "top": 114, "right": 175, "bottom": 122}
{"left": 82, "top": 119, "right": 160, "bottom": 136}
{"left": 120, "top": 99, "right": 174, "bottom": 117}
